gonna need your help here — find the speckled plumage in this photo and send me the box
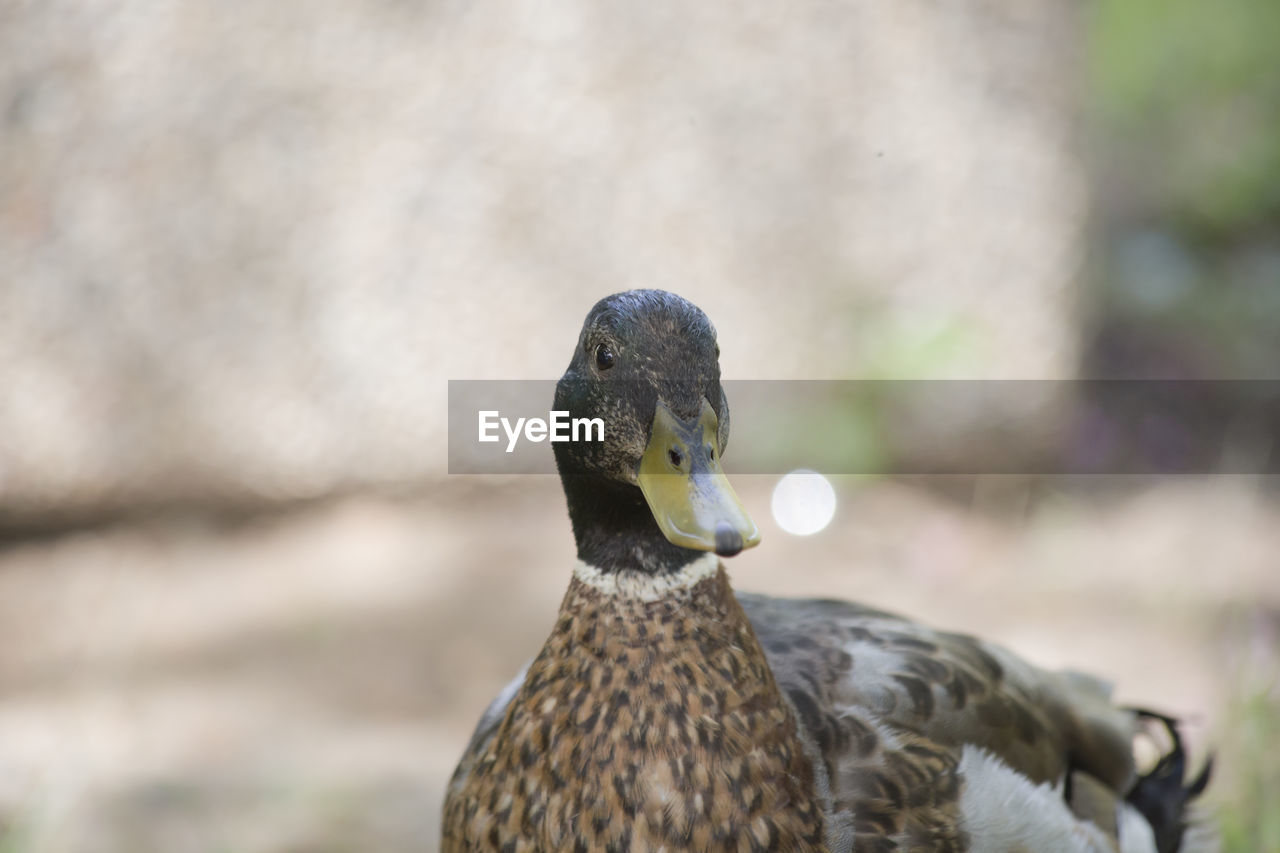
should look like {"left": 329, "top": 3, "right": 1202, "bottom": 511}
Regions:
{"left": 738, "top": 593, "right": 1143, "bottom": 852}
{"left": 443, "top": 561, "right": 828, "bottom": 852}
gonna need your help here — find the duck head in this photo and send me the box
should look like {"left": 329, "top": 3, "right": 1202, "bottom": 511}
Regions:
{"left": 553, "top": 290, "right": 760, "bottom": 574}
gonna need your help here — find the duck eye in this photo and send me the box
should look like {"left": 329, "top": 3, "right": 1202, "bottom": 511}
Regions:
{"left": 595, "top": 343, "right": 616, "bottom": 370}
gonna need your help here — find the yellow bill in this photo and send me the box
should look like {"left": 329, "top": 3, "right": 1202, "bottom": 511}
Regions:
{"left": 637, "top": 399, "right": 761, "bottom": 557}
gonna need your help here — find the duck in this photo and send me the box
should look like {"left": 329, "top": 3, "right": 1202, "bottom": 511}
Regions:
{"left": 441, "top": 289, "right": 1212, "bottom": 853}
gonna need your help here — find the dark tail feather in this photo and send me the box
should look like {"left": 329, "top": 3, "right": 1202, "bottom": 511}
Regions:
{"left": 1124, "top": 708, "right": 1214, "bottom": 853}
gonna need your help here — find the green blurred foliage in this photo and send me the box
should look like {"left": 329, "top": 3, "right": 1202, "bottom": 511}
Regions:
{"left": 1090, "top": 0, "right": 1280, "bottom": 233}
{"left": 1087, "top": 0, "right": 1280, "bottom": 379}
{"left": 1216, "top": 678, "right": 1280, "bottom": 853}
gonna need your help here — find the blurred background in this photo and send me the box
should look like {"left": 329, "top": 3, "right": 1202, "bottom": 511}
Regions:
{"left": 1, "top": 1, "right": 1277, "bottom": 850}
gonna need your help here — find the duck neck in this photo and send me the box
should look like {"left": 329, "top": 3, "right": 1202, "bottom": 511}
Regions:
{"left": 560, "top": 474, "right": 704, "bottom": 574}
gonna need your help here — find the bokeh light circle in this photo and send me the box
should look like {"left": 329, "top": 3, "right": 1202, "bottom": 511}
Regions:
{"left": 770, "top": 469, "right": 837, "bottom": 536}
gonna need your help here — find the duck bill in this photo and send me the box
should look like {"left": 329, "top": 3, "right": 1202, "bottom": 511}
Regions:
{"left": 637, "top": 399, "right": 761, "bottom": 557}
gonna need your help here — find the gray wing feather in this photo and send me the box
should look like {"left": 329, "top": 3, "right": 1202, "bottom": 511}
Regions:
{"left": 446, "top": 660, "right": 531, "bottom": 795}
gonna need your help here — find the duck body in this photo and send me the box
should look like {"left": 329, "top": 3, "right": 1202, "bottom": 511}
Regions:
{"left": 444, "top": 559, "right": 1163, "bottom": 852}
{"left": 442, "top": 291, "right": 1210, "bottom": 853}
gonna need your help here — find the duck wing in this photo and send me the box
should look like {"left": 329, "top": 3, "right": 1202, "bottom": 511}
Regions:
{"left": 444, "top": 661, "right": 530, "bottom": 800}
{"left": 738, "top": 591, "right": 1147, "bottom": 852}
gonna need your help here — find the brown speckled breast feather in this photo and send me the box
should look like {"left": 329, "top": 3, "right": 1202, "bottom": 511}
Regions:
{"left": 443, "top": 566, "right": 829, "bottom": 852}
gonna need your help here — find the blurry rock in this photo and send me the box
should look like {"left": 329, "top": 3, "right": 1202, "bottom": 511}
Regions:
{"left": 0, "top": 1, "right": 1086, "bottom": 527}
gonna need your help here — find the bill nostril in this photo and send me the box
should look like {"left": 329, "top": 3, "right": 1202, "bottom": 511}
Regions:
{"left": 668, "top": 448, "right": 683, "bottom": 469}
